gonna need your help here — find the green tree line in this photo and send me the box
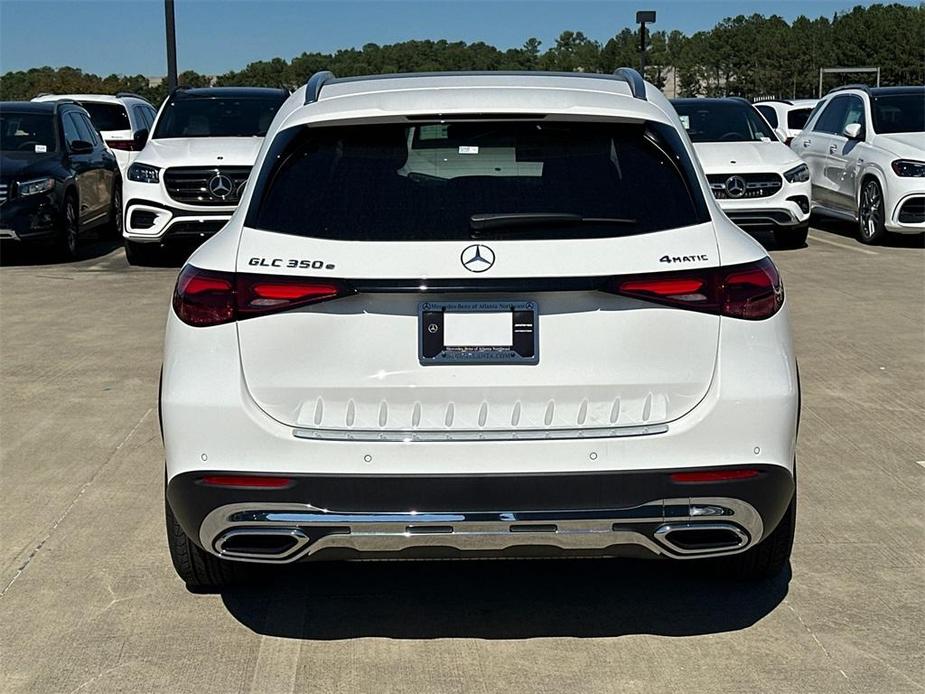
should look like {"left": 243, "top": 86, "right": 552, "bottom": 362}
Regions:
{"left": 1, "top": 3, "right": 922, "bottom": 105}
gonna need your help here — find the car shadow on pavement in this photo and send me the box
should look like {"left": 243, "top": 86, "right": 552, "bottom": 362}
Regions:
{"left": 220, "top": 558, "right": 790, "bottom": 639}
{"left": 0, "top": 238, "right": 124, "bottom": 266}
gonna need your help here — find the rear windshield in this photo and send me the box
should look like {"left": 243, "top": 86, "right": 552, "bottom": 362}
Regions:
{"left": 673, "top": 101, "right": 776, "bottom": 143}
{"left": 872, "top": 93, "right": 925, "bottom": 134}
{"left": 153, "top": 96, "right": 285, "bottom": 139}
{"left": 248, "top": 120, "right": 709, "bottom": 241}
{"left": 79, "top": 102, "right": 130, "bottom": 132}
{"left": 0, "top": 111, "right": 58, "bottom": 152}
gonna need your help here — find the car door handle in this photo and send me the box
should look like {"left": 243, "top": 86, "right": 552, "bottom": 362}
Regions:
{"left": 802, "top": 140, "right": 811, "bottom": 147}
{"left": 829, "top": 144, "right": 838, "bottom": 154}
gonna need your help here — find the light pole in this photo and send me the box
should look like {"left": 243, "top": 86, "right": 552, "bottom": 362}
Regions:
{"left": 636, "top": 10, "right": 656, "bottom": 76}
{"left": 165, "top": 0, "right": 178, "bottom": 91}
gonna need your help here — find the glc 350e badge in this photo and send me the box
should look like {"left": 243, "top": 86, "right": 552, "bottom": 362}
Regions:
{"left": 460, "top": 244, "right": 495, "bottom": 272}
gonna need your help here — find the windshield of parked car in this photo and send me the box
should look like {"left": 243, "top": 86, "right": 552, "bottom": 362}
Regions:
{"left": 0, "top": 111, "right": 58, "bottom": 152}
{"left": 673, "top": 101, "right": 777, "bottom": 143}
{"left": 872, "top": 93, "right": 925, "bottom": 134}
{"left": 153, "top": 96, "right": 285, "bottom": 139}
{"left": 79, "top": 102, "right": 131, "bottom": 132}
{"left": 248, "top": 120, "right": 710, "bottom": 241}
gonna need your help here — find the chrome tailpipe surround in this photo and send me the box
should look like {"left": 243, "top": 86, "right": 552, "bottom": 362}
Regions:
{"left": 201, "top": 497, "right": 763, "bottom": 564}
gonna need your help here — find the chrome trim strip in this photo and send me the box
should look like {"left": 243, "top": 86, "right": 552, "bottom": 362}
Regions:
{"left": 292, "top": 423, "right": 669, "bottom": 443}
{"left": 200, "top": 497, "right": 762, "bottom": 564}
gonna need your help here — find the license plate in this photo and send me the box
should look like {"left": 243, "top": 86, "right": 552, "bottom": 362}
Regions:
{"left": 419, "top": 301, "right": 538, "bottom": 365}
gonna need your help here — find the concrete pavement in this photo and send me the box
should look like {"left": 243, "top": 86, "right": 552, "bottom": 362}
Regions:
{"left": 1, "top": 224, "right": 922, "bottom": 693}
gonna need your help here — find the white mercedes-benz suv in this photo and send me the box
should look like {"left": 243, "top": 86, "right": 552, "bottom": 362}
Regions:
{"left": 122, "top": 86, "right": 288, "bottom": 265}
{"left": 790, "top": 85, "right": 924, "bottom": 244}
{"left": 672, "top": 98, "right": 812, "bottom": 249}
{"left": 161, "top": 70, "right": 799, "bottom": 590}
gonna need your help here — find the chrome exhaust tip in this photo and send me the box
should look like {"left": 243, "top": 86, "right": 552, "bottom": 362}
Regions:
{"left": 653, "top": 523, "right": 750, "bottom": 555}
{"left": 214, "top": 527, "right": 309, "bottom": 560}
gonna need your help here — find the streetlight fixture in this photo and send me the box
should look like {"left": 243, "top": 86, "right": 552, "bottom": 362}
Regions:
{"left": 636, "top": 10, "right": 656, "bottom": 75}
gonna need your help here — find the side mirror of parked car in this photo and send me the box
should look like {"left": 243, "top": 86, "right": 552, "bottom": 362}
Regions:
{"left": 842, "top": 123, "right": 863, "bottom": 140}
{"left": 133, "top": 128, "right": 150, "bottom": 150}
{"left": 70, "top": 140, "right": 94, "bottom": 154}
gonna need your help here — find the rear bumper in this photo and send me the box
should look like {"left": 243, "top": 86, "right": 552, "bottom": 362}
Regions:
{"left": 167, "top": 465, "right": 794, "bottom": 562}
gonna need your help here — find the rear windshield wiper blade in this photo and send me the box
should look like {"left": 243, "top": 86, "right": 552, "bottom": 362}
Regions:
{"left": 469, "top": 213, "right": 637, "bottom": 232}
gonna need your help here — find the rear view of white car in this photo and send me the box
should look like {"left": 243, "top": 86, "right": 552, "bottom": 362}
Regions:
{"left": 791, "top": 85, "right": 924, "bottom": 244}
{"left": 161, "top": 70, "right": 799, "bottom": 590}
{"left": 32, "top": 92, "right": 156, "bottom": 173}
{"left": 672, "top": 97, "right": 812, "bottom": 248}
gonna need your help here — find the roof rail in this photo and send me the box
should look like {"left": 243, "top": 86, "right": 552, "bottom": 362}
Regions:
{"left": 612, "top": 67, "right": 647, "bottom": 101}
{"left": 304, "top": 70, "right": 336, "bottom": 105}
{"left": 827, "top": 83, "right": 872, "bottom": 96}
{"left": 116, "top": 91, "right": 151, "bottom": 103}
{"left": 34, "top": 92, "right": 53, "bottom": 98}
{"left": 753, "top": 97, "right": 792, "bottom": 105}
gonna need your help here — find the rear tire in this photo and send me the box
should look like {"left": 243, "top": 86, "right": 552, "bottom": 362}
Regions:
{"left": 165, "top": 494, "right": 250, "bottom": 591}
{"left": 124, "top": 239, "right": 159, "bottom": 266}
{"left": 774, "top": 224, "right": 808, "bottom": 250}
{"left": 708, "top": 493, "right": 796, "bottom": 581}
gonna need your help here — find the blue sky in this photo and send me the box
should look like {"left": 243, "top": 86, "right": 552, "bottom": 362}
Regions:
{"left": 0, "top": 0, "right": 912, "bottom": 76}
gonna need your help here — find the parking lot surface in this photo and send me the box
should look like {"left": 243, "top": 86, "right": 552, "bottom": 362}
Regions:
{"left": 1, "top": 224, "right": 923, "bottom": 694}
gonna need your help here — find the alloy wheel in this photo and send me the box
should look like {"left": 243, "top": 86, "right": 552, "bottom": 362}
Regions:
{"left": 859, "top": 181, "right": 882, "bottom": 240}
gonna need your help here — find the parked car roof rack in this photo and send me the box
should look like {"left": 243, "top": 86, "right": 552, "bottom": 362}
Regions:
{"left": 753, "top": 98, "right": 792, "bottom": 105}
{"left": 827, "top": 83, "right": 872, "bottom": 96}
{"left": 302, "top": 67, "right": 649, "bottom": 106}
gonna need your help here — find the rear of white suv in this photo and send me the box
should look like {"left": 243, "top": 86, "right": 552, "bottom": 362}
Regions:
{"left": 122, "top": 87, "right": 288, "bottom": 264}
{"left": 161, "top": 71, "right": 798, "bottom": 590}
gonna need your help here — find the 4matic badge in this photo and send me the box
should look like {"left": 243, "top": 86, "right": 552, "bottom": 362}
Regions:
{"left": 659, "top": 254, "right": 709, "bottom": 264}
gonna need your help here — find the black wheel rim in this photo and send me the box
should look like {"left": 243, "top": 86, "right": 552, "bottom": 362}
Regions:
{"left": 859, "top": 182, "right": 882, "bottom": 239}
{"left": 113, "top": 189, "right": 123, "bottom": 234}
{"left": 65, "top": 203, "right": 78, "bottom": 255}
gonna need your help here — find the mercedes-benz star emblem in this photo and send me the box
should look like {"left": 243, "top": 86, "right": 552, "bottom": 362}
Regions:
{"left": 208, "top": 173, "right": 234, "bottom": 199}
{"left": 725, "top": 175, "right": 747, "bottom": 198}
{"left": 460, "top": 244, "right": 496, "bottom": 273}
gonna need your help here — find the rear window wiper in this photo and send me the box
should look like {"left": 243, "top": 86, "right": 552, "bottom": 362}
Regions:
{"left": 469, "top": 213, "right": 637, "bottom": 232}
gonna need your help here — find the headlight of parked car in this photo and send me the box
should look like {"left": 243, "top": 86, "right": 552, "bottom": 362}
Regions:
{"left": 783, "top": 164, "right": 810, "bottom": 183}
{"left": 891, "top": 159, "right": 925, "bottom": 177}
{"left": 128, "top": 163, "right": 160, "bottom": 183}
{"left": 17, "top": 177, "right": 55, "bottom": 197}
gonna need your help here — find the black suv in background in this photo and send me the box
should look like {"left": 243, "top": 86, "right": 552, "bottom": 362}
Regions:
{"left": 0, "top": 100, "right": 121, "bottom": 258}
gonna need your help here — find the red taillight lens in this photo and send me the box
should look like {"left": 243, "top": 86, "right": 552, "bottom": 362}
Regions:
{"left": 200, "top": 475, "right": 292, "bottom": 488}
{"left": 722, "top": 259, "right": 783, "bottom": 320}
{"left": 610, "top": 258, "right": 783, "bottom": 320}
{"left": 173, "top": 266, "right": 352, "bottom": 327}
{"left": 106, "top": 139, "right": 138, "bottom": 151}
{"left": 670, "top": 469, "right": 760, "bottom": 483}
{"left": 173, "top": 266, "right": 235, "bottom": 327}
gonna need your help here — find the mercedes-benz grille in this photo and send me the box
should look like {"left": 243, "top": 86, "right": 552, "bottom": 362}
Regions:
{"left": 708, "top": 173, "right": 783, "bottom": 200}
{"left": 163, "top": 167, "right": 251, "bottom": 206}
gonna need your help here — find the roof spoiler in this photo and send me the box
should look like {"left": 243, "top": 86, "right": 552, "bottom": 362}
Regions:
{"left": 302, "top": 67, "right": 648, "bottom": 106}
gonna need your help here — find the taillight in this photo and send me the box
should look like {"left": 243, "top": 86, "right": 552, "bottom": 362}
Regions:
{"left": 106, "top": 139, "right": 137, "bottom": 151}
{"left": 670, "top": 469, "right": 760, "bottom": 483}
{"left": 172, "top": 266, "right": 353, "bottom": 327}
{"left": 199, "top": 475, "right": 293, "bottom": 488}
{"left": 609, "top": 257, "right": 783, "bottom": 320}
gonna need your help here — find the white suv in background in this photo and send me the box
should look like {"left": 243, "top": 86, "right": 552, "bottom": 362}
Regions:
{"left": 122, "top": 86, "right": 288, "bottom": 265}
{"left": 672, "top": 98, "right": 812, "bottom": 248}
{"left": 791, "top": 85, "right": 925, "bottom": 244}
{"left": 161, "top": 70, "right": 798, "bottom": 590}
{"left": 754, "top": 99, "right": 818, "bottom": 145}
{"left": 32, "top": 92, "right": 156, "bottom": 173}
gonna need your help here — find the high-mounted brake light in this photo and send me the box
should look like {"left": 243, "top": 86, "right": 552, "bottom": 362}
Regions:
{"left": 173, "top": 266, "right": 353, "bottom": 327}
{"left": 610, "top": 258, "right": 783, "bottom": 320}
{"left": 106, "top": 139, "right": 139, "bottom": 151}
